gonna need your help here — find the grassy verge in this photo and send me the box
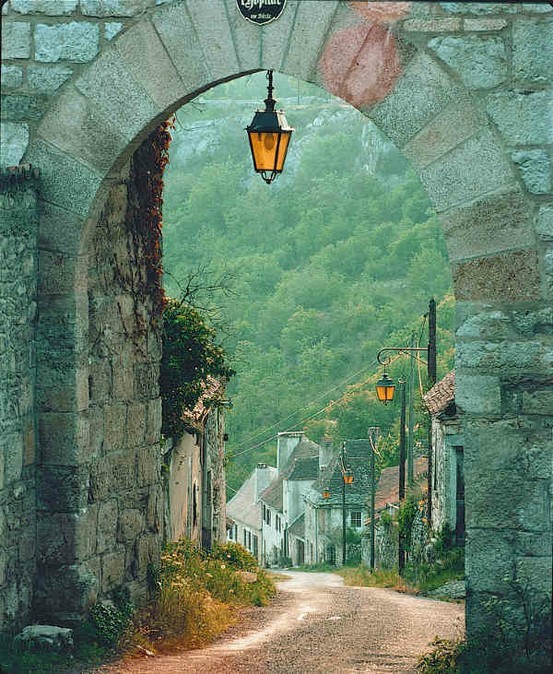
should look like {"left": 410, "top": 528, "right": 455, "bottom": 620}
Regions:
{"left": 0, "top": 541, "right": 275, "bottom": 673}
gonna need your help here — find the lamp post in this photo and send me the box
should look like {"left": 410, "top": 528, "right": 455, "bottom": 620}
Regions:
{"left": 368, "top": 426, "right": 380, "bottom": 571}
{"left": 375, "top": 375, "right": 406, "bottom": 573}
{"left": 339, "top": 443, "right": 354, "bottom": 566}
{"left": 246, "top": 70, "right": 294, "bottom": 184}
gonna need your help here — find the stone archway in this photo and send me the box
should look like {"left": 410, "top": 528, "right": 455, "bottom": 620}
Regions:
{"left": 1, "top": 0, "right": 550, "bottom": 649}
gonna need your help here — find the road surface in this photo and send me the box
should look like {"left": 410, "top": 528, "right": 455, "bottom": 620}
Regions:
{"left": 96, "top": 571, "right": 464, "bottom": 674}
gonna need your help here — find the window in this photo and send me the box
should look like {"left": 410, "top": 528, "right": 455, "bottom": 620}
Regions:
{"left": 350, "top": 511, "right": 362, "bottom": 528}
{"left": 266, "top": 509, "right": 271, "bottom": 525}
{"left": 248, "top": 531, "right": 252, "bottom": 549}
{"left": 244, "top": 530, "right": 247, "bottom": 547}
{"left": 276, "top": 515, "right": 281, "bottom": 532}
{"left": 253, "top": 534, "right": 259, "bottom": 557}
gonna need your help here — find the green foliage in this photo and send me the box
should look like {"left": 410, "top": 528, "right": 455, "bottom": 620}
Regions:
{"left": 417, "top": 637, "right": 465, "bottom": 674}
{"left": 162, "top": 74, "right": 455, "bottom": 490}
{"left": 89, "top": 591, "right": 133, "bottom": 648}
{"left": 161, "top": 299, "right": 233, "bottom": 438}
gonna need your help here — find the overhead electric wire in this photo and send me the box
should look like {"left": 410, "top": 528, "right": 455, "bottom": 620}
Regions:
{"left": 229, "top": 359, "right": 380, "bottom": 454}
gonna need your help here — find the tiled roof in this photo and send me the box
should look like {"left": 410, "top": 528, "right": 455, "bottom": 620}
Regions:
{"left": 287, "top": 456, "right": 320, "bottom": 481}
{"left": 424, "top": 371, "right": 455, "bottom": 416}
{"left": 181, "top": 376, "right": 226, "bottom": 432}
{"left": 259, "top": 475, "right": 283, "bottom": 511}
{"left": 374, "top": 457, "right": 428, "bottom": 511}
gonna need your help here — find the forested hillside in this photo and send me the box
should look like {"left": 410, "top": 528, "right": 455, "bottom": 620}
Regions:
{"left": 162, "top": 73, "right": 454, "bottom": 492}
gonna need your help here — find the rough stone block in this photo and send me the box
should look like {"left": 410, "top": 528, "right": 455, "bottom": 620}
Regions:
{"left": 185, "top": 0, "right": 239, "bottom": 81}
{"left": 38, "top": 250, "right": 87, "bottom": 296}
{"left": 402, "top": 18, "right": 462, "bottom": 32}
{"left": 24, "top": 139, "right": 102, "bottom": 218}
{"left": 260, "top": 0, "right": 298, "bottom": 72}
{"left": 222, "top": 0, "right": 261, "bottom": 71}
{"left": 97, "top": 500, "right": 118, "bottom": 554}
{"left": 34, "top": 22, "right": 99, "bottom": 63}
{"left": 118, "top": 508, "right": 144, "bottom": 542}
{"left": 104, "top": 404, "right": 127, "bottom": 451}
{"left": 428, "top": 35, "right": 507, "bottom": 89}
{"left": 37, "top": 200, "right": 83, "bottom": 254}
{"left": 465, "top": 529, "right": 513, "bottom": 593}
{"left": 457, "top": 339, "right": 544, "bottom": 372}
{"left": 485, "top": 90, "right": 553, "bottom": 146}
{"left": 369, "top": 52, "right": 461, "bottom": 148}
{"left": 516, "top": 557, "right": 552, "bottom": 595}
{"left": 3, "top": 433, "right": 24, "bottom": 485}
{"left": 37, "top": 85, "right": 128, "bottom": 174}
{"left": 136, "top": 447, "right": 159, "bottom": 487}
{"left": 127, "top": 402, "right": 146, "bottom": 448}
{"left": 440, "top": 189, "right": 535, "bottom": 261}
{"left": 282, "top": 0, "right": 338, "bottom": 81}
{"left": 537, "top": 205, "right": 553, "bottom": 240}
{"left": 134, "top": 362, "right": 159, "bottom": 400}
{"left": 420, "top": 131, "right": 515, "bottom": 212}
{"left": 81, "top": 0, "right": 150, "bottom": 17}
{"left": 513, "top": 17, "right": 553, "bottom": 84}
{"left": 452, "top": 249, "right": 540, "bottom": 302}
{"left": 1, "top": 93, "right": 47, "bottom": 121}
{"left": 145, "top": 398, "right": 162, "bottom": 444}
{"left": 456, "top": 309, "right": 510, "bottom": 340}
{"left": 37, "top": 512, "right": 78, "bottom": 564}
{"left": 440, "top": 3, "right": 517, "bottom": 14}
{"left": 455, "top": 373, "right": 501, "bottom": 416}
{"left": 403, "top": 98, "right": 484, "bottom": 170}
{"left": 0, "top": 121, "right": 29, "bottom": 167}
{"left": 105, "top": 22, "right": 123, "bottom": 41}
{"left": 38, "top": 411, "right": 89, "bottom": 465}
{"left": 1, "top": 21, "right": 31, "bottom": 59}
{"left": 114, "top": 20, "right": 187, "bottom": 112}
{"left": 152, "top": 3, "right": 211, "bottom": 94}
{"left": 75, "top": 49, "right": 160, "bottom": 143}
{"left": 27, "top": 64, "right": 73, "bottom": 94}
{"left": 101, "top": 549, "right": 125, "bottom": 591}
{"left": 11, "top": 0, "right": 78, "bottom": 14}
{"left": 1, "top": 65, "right": 23, "bottom": 89}
{"left": 463, "top": 18, "right": 508, "bottom": 31}
{"left": 37, "top": 465, "right": 88, "bottom": 513}
{"left": 511, "top": 149, "right": 551, "bottom": 195}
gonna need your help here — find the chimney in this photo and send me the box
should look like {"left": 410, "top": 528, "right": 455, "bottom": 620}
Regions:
{"left": 277, "top": 431, "right": 304, "bottom": 472}
{"left": 319, "top": 435, "right": 335, "bottom": 470}
{"left": 254, "top": 463, "right": 274, "bottom": 501}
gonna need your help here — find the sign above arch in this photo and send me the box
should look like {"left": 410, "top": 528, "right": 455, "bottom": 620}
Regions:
{"left": 236, "top": 0, "right": 287, "bottom": 25}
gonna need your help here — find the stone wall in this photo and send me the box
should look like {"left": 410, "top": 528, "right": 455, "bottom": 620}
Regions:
{"left": 0, "top": 167, "right": 38, "bottom": 630}
{"left": 0, "top": 0, "right": 551, "bottom": 648}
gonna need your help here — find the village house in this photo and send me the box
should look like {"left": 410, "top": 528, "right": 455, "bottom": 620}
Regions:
{"left": 361, "top": 457, "right": 428, "bottom": 569}
{"left": 226, "top": 463, "right": 277, "bottom": 562}
{"left": 164, "top": 377, "right": 228, "bottom": 549}
{"left": 304, "top": 439, "right": 372, "bottom": 566}
{"left": 423, "top": 371, "right": 465, "bottom": 544}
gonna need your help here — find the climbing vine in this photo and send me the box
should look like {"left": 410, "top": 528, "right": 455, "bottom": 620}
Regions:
{"left": 160, "top": 299, "right": 234, "bottom": 439}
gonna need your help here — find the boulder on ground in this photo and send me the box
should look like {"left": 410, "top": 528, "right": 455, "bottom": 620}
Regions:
{"left": 14, "top": 624, "right": 74, "bottom": 652}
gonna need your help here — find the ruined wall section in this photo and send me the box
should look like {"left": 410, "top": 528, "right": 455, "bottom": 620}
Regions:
{"left": 0, "top": 167, "right": 38, "bottom": 630}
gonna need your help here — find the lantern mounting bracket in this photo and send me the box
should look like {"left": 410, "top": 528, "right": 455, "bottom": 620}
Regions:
{"left": 376, "top": 346, "right": 428, "bottom": 366}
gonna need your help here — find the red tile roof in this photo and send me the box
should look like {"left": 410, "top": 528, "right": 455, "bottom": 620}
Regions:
{"left": 374, "top": 457, "right": 428, "bottom": 511}
{"left": 423, "top": 371, "right": 455, "bottom": 416}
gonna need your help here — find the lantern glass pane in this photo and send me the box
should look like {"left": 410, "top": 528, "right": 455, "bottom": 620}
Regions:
{"left": 248, "top": 131, "right": 279, "bottom": 171}
{"left": 275, "top": 131, "right": 291, "bottom": 171}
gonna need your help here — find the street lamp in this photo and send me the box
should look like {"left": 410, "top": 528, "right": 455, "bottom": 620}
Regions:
{"left": 375, "top": 374, "right": 407, "bottom": 573}
{"left": 339, "top": 443, "right": 354, "bottom": 566}
{"left": 246, "top": 70, "right": 294, "bottom": 184}
{"left": 375, "top": 372, "right": 395, "bottom": 404}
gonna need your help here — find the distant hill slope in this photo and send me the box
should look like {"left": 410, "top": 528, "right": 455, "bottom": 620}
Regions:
{"left": 162, "top": 73, "right": 454, "bottom": 492}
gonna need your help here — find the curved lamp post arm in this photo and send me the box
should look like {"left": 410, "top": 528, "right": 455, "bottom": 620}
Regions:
{"left": 376, "top": 346, "right": 428, "bottom": 366}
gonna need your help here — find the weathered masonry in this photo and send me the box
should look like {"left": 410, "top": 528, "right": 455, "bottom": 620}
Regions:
{"left": 1, "top": 0, "right": 551, "bottom": 651}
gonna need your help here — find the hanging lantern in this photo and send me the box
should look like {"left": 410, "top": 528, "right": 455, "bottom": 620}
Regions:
{"left": 322, "top": 487, "right": 331, "bottom": 499}
{"left": 246, "top": 70, "right": 294, "bottom": 184}
{"left": 376, "top": 372, "right": 396, "bottom": 404}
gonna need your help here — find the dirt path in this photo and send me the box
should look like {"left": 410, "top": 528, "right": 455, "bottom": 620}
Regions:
{"left": 94, "top": 571, "right": 464, "bottom": 674}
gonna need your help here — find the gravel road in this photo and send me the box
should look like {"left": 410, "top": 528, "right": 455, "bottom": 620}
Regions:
{"left": 96, "top": 571, "right": 464, "bottom": 674}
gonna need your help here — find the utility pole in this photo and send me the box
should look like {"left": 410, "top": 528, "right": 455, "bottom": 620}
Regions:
{"left": 427, "top": 298, "right": 437, "bottom": 524}
{"left": 368, "top": 427, "right": 380, "bottom": 571}
{"left": 398, "top": 382, "right": 406, "bottom": 573}
{"left": 407, "top": 332, "right": 416, "bottom": 487}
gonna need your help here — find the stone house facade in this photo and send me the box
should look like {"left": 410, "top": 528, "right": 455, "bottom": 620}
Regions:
{"left": 304, "top": 439, "right": 371, "bottom": 566}
{"left": 164, "top": 378, "right": 227, "bottom": 550}
{"left": 226, "top": 463, "right": 277, "bottom": 563}
{"left": 0, "top": 0, "right": 550, "bottom": 648}
{"left": 424, "top": 371, "right": 465, "bottom": 543}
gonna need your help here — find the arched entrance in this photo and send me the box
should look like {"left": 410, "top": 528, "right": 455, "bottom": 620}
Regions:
{"left": 1, "top": 0, "right": 550, "bottom": 651}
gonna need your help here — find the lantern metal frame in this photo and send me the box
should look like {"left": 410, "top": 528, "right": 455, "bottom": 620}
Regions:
{"left": 246, "top": 70, "right": 294, "bottom": 184}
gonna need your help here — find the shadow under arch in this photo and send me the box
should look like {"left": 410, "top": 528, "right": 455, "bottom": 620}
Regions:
{"left": 24, "top": 0, "right": 549, "bottom": 647}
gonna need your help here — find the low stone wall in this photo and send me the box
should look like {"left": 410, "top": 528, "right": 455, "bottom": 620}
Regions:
{"left": 0, "top": 167, "right": 39, "bottom": 630}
